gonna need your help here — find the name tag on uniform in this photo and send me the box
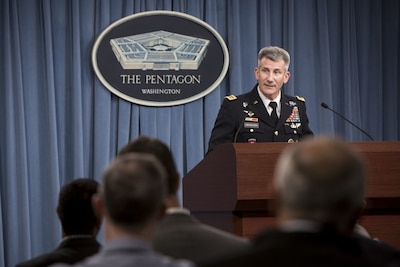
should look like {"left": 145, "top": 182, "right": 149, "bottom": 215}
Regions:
{"left": 245, "top": 117, "right": 259, "bottom": 122}
{"left": 244, "top": 122, "right": 259, "bottom": 128}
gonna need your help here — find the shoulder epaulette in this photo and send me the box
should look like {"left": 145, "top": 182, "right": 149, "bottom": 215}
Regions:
{"left": 296, "top": 95, "right": 305, "bottom": 102}
{"left": 225, "top": 95, "right": 237, "bottom": 101}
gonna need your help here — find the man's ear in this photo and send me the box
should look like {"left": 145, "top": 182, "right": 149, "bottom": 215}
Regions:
{"left": 157, "top": 201, "right": 167, "bottom": 221}
{"left": 92, "top": 193, "right": 104, "bottom": 219}
{"left": 283, "top": 71, "right": 291, "bottom": 84}
{"left": 355, "top": 199, "right": 367, "bottom": 218}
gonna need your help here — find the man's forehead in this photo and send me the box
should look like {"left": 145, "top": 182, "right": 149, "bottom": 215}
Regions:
{"left": 260, "top": 57, "right": 285, "bottom": 66}
{"left": 259, "top": 64, "right": 286, "bottom": 71}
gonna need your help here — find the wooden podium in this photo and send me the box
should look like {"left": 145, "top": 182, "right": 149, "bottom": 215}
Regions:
{"left": 183, "top": 142, "right": 400, "bottom": 249}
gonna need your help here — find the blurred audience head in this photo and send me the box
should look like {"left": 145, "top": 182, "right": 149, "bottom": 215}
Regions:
{"left": 97, "top": 153, "right": 167, "bottom": 233}
{"left": 273, "top": 137, "right": 367, "bottom": 234}
{"left": 57, "top": 178, "right": 101, "bottom": 236}
{"left": 118, "top": 136, "right": 179, "bottom": 196}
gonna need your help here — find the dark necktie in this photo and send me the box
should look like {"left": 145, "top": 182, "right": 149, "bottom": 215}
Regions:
{"left": 269, "top": 101, "right": 278, "bottom": 126}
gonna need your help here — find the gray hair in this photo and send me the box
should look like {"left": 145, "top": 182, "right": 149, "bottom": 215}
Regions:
{"left": 273, "top": 137, "right": 367, "bottom": 227}
{"left": 258, "top": 46, "right": 290, "bottom": 71}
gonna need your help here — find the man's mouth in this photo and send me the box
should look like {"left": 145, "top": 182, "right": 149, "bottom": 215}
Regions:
{"left": 264, "top": 84, "right": 275, "bottom": 88}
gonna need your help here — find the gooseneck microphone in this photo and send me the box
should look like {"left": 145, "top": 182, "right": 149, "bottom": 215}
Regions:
{"left": 321, "top": 102, "right": 374, "bottom": 141}
{"left": 233, "top": 114, "right": 247, "bottom": 143}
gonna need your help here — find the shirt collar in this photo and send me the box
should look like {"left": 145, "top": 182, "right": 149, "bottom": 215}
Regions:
{"left": 62, "top": 234, "right": 94, "bottom": 242}
{"left": 166, "top": 207, "right": 190, "bottom": 215}
{"left": 257, "top": 87, "right": 281, "bottom": 115}
{"left": 279, "top": 219, "right": 321, "bottom": 233}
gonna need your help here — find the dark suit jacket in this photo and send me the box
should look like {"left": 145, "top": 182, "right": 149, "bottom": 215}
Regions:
{"left": 208, "top": 85, "right": 313, "bottom": 152}
{"left": 16, "top": 237, "right": 101, "bottom": 267}
{"left": 201, "top": 228, "right": 400, "bottom": 267}
{"left": 153, "top": 211, "right": 250, "bottom": 265}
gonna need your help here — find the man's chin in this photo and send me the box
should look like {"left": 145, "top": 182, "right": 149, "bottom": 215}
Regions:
{"left": 261, "top": 88, "right": 277, "bottom": 97}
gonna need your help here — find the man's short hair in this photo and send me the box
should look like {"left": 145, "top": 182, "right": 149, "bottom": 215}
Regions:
{"left": 258, "top": 46, "right": 290, "bottom": 71}
{"left": 57, "top": 178, "right": 99, "bottom": 235}
{"left": 273, "top": 137, "right": 367, "bottom": 224}
{"left": 100, "top": 153, "right": 167, "bottom": 232}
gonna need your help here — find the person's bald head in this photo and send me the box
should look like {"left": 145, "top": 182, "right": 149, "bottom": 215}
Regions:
{"left": 273, "top": 137, "right": 367, "bottom": 233}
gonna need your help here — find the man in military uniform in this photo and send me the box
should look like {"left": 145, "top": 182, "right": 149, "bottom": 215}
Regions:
{"left": 207, "top": 46, "right": 313, "bottom": 153}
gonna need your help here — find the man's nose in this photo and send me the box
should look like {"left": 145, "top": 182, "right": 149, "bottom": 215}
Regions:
{"left": 266, "top": 72, "right": 273, "bottom": 81}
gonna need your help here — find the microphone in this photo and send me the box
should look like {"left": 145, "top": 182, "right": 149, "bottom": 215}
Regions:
{"left": 233, "top": 113, "right": 247, "bottom": 143}
{"left": 321, "top": 102, "right": 374, "bottom": 141}
{"left": 234, "top": 104, "right": 255, "bottom": 143}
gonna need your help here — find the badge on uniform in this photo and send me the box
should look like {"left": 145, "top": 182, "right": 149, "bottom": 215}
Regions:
{"left": 245, "top": 117, "right": 258, "bottom": 122}
{"left": 244, "top": 122, "right": 259, "bottom": 128}
{"left": 243, "top": 102, "right": 257, "bottom": 118}
{"left": 285, "top": 106, "right": 302, "bottom": 129}
{"left": 244, "top": 110, "right": 255, "bottom": 117}
{"left": 289, "top": 123, "right": 301, "bottom": 129}
{"left": 286, "top": 107, "right": 301, "bottom": 123}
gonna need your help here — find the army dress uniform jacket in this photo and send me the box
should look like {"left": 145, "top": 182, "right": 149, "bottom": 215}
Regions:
{"left": 207, "top": 85, "right": 313, "bottom": 153}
